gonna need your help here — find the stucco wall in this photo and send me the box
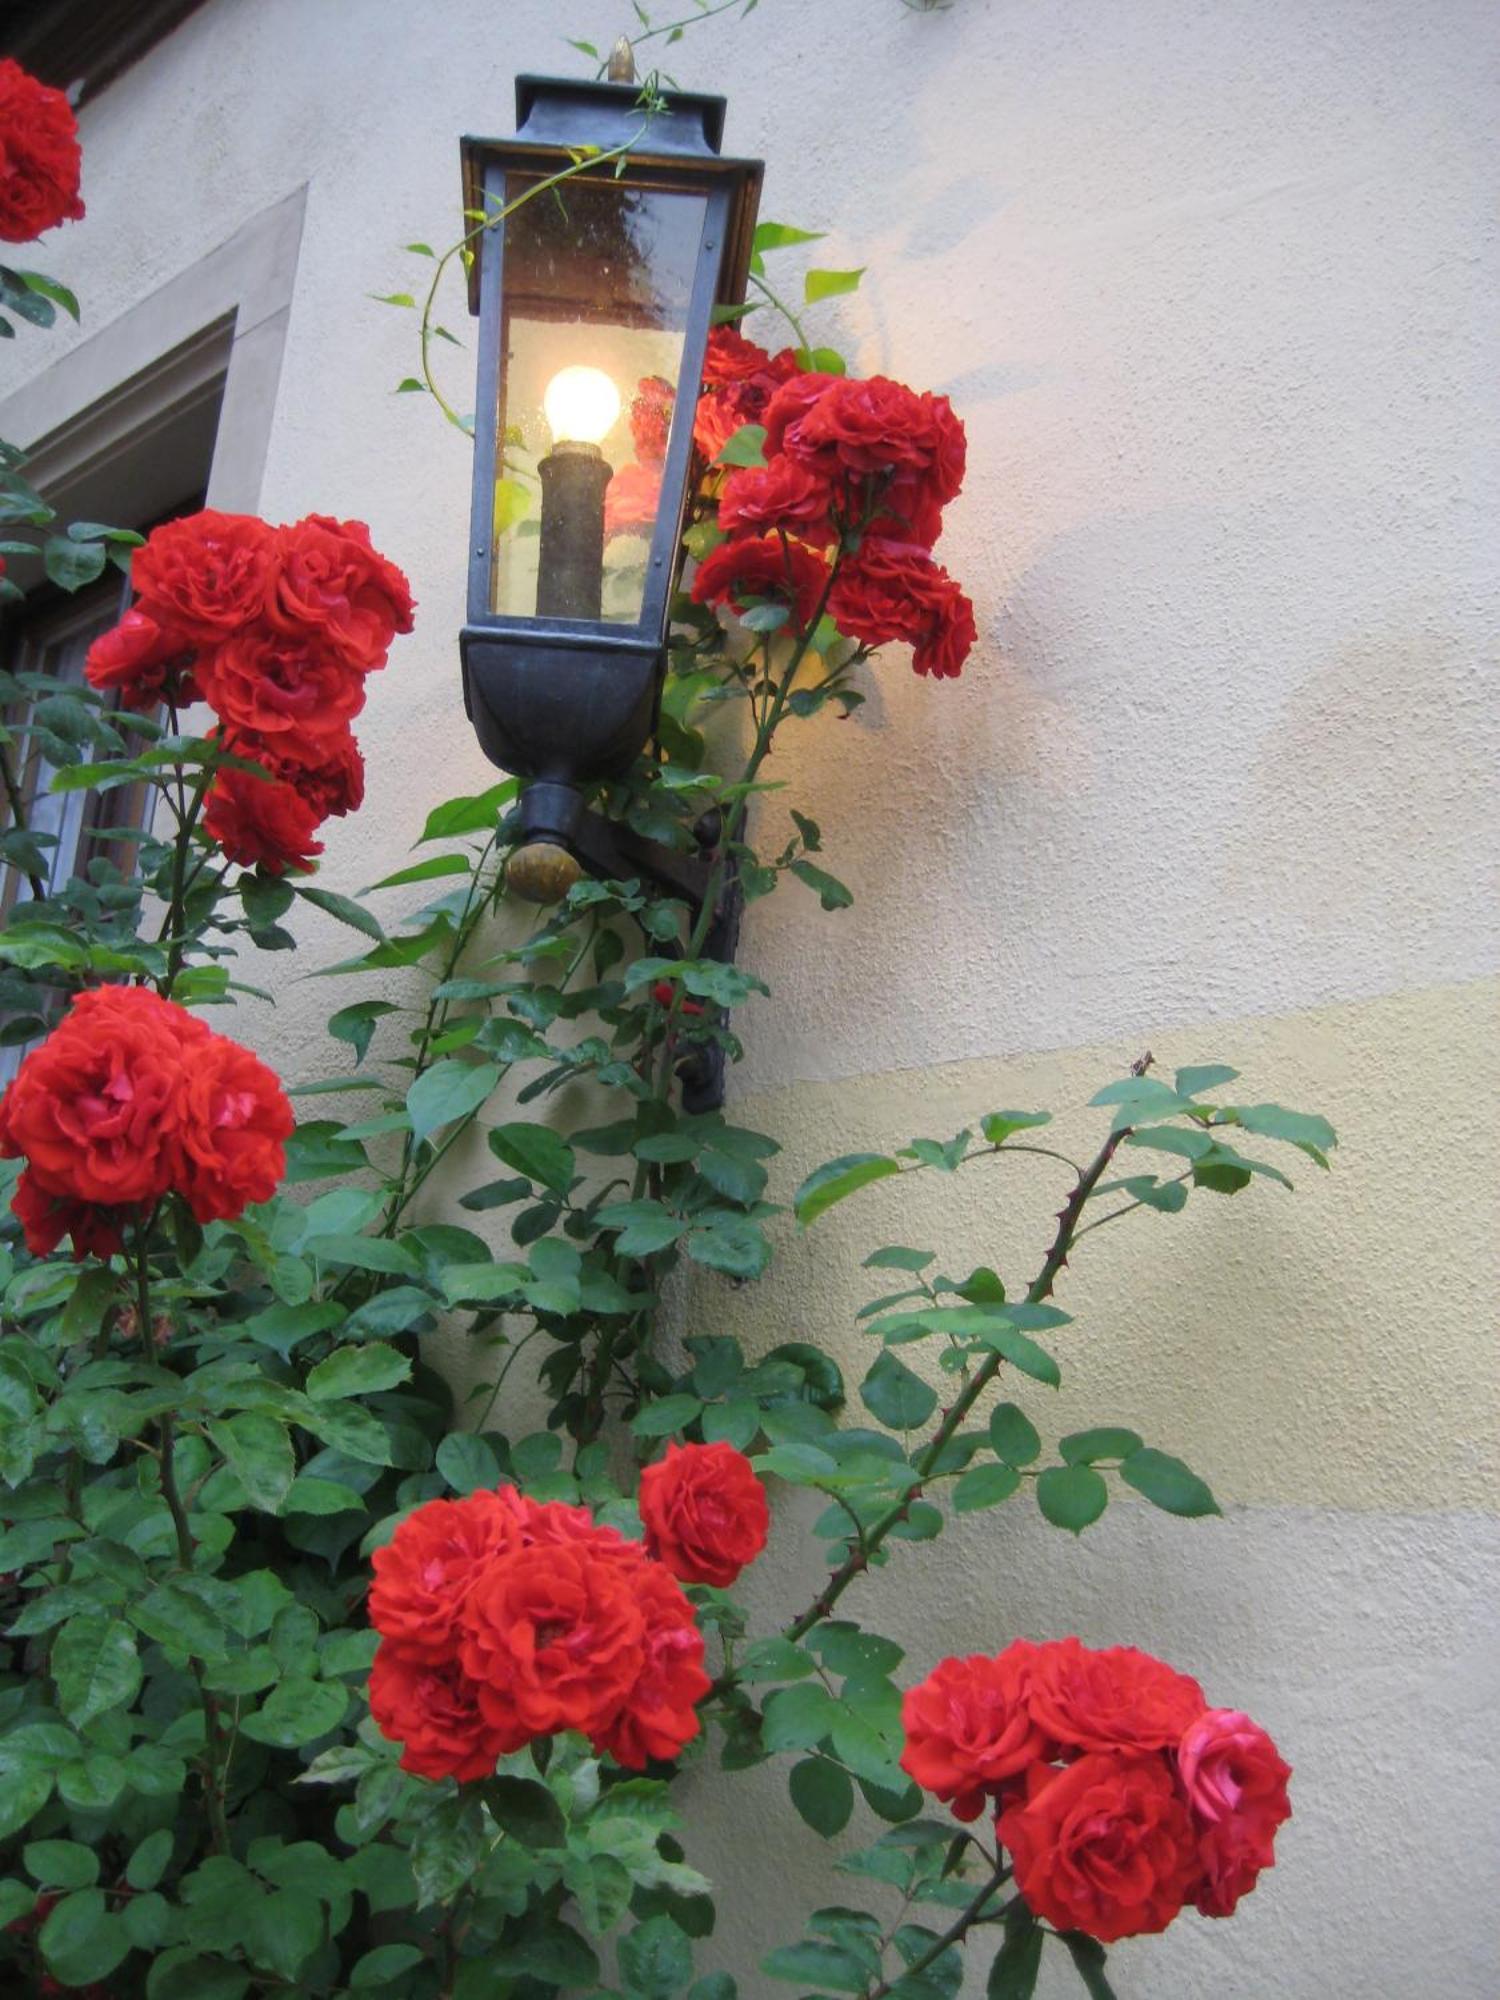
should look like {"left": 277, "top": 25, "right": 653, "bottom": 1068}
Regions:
{"left": 10, "top": 0, "right": 1498, "bottom": 1993}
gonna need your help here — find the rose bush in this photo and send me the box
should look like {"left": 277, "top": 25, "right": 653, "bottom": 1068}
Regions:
{"left": 0, "top": 70, "right": 1336, "bottom": 2000}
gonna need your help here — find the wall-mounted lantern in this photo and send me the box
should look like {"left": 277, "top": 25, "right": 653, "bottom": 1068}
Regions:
{"left": 459, "top": 61, "right": 763, "bottom": 927}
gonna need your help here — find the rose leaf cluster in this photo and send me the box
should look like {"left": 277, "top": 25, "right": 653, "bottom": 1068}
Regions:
{"left": 900, "top": 1636, "right": 1291, "bottom": 1942}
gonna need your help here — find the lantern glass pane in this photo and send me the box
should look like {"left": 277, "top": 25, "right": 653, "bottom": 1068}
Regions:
{"left": 490, "top": 173, "right": 708, "bottom": 624}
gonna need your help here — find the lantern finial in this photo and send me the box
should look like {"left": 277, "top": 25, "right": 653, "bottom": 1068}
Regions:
{"left": 606, "top": 36, "right": 637, "bottom": 83}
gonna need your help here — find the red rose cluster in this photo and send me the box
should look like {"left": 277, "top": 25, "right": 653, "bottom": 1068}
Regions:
{"left": 85, "top": 509, "right": 413, "bottom": 875}
{"left": 603, "top": 373, "right": 674, "bottom": 540}
{"left": 367, "top": 1486, "right": 714, "bottom": 1782}
{"left": 0, "top": 986, "right": 292, "bottom": 1258}
{"left": 689, "top": 326, "right": 975, "bottom": 678}
{"left": 0, "top": 59, "right": 84, "bottom": 244}
{"left": 900, "top": 1637, "right": 1291, "bottom": 1942}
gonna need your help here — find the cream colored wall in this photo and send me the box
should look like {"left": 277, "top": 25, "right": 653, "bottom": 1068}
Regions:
{"left": 9, "top": 0, "right": 1498, "bottom": 1993}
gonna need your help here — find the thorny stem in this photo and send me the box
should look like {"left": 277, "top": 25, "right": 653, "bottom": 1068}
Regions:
{"left": 747, "top": 269, "right": 813, "bottom": 357}
{"left": 783, "top": 1054, "right": 1154, "bottom": 1643}
{"left": 865, "top": 1861, "right": 1014, "bottom": 1999}
{"left": 134, "top": 1224, "right": 233, "bottom": 1856}
{"left": 0, "top": 737, "right": 46, "bottom": 900}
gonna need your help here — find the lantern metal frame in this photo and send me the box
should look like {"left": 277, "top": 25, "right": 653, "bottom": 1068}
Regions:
{"left": 457, "top": 74, "right": 763, "bottom": 1110}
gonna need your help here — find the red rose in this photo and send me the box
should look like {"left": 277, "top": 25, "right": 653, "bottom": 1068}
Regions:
{"left": 694, "top": 328, "right": 800, "bottom": 462}
{"left": 130, "top": 510, "right": 275, "bottom": 645}
{"left": 900, "top": 1644, "right": 1051, "bottom": 1819}
{"left": 690, "top": 533, "right": 830, "bottom": 633}
{"left": 216, "top": 725, "right": 364, "bottom": 822}
{"left": 0, "top": 985, "right": 202, "bottom": 1211}
{"left": 1000, "top": 1750, "right": 1197, "bottom": 1942}
{"left": 718, "top": 460, "right": 835, "bottom": 547}
{"left": 775, "top": 376, "right": 966, "bottom": 515}
{"left": 604, "top": 460, "right": 663, "bottom": 540}
{"left": 1178, "top": 1708, "right": 1292, "bottom": 1917}
{"left": 458, "top": 1541, "right": 646, "bottom": 1751}
{"left": 172, "top": 1029, "right": 292, "bottom": 1223}
{"left": 9, "top": 1171, "right": 125, "bottom": 1262}
{"left": 368, "top": 1642, "right": 506, "bottom": 1783}
{"left": 0, "top": 60, "right": 84, "bottom": 243}
{"left": 369, "top": 1490, "right": 517, "bottom": 1663}
{"left": 83, "top": 609, "right": 200, "bottom": 712}
{"left": 596, "top": 1559, "right": 710, "bottom": 1768}
{"left": 762, "top": 372, "right": 840, "bottom": 460}
{"left": 199, "top": 623, "right": 366, "bottom": 759}
{"left": 265, "top": 515, "right": 414, "bottom": 672}
{"left": 828, "top": 539, "right": 975, "bottom": 678}
{"left": 638, "top": 1441, "right": 769, "bottom": 1588}
{"left": 1025, "top": 1639, "right": 1205, "bottom": 1757}
{"left": 202, "top": 764, "right": 324, "bottom": 875}
{"left": 630, "top": 375, "right": 675, "bottom": 464}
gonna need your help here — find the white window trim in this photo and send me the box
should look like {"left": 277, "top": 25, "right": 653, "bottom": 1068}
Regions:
{"left": 0, "top": 183, "right": 306, "bottom": 511}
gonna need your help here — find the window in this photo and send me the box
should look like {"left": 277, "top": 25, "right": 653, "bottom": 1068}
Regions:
{"left": 0, "top": 190, "right": 304, "bottom": 1071}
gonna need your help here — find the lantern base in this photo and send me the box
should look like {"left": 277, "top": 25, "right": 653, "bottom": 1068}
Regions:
{"left": 506, "top": 841, "right": 583, "bottom": 903}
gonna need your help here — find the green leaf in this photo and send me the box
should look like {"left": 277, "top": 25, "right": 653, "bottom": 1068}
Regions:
{"left": 352, "top": 1944, "right": 426, "bottom": 1987}
{"left": 597, "top": 1199, "right": 687, "bottom": 1257}
{"left": 1119, "top": 1448, "right": 1220, "bottom": 1517}
{"left": 864, "top": 1245, "right": 933, "bottom": 1272}
{"left": 619, "top": 1914, "right": 693, "bottom": 1999}
{"left": 24, "top": 1839, "right": 99, "bottom": 1889}
{"left": 1036, "top": 1464, "right": 1109, "bottom": 1534}
{"left": 488, "top": 1119, "right": 576, "bottom": 1192}
{"left": 294, "top": 882, "right": 386, "bottom": 940}
{"left": 487, "top": 1775, "right": 566, "bottom": 1849}
{"left": 40, "top": 1887, "right": 130, "bottom": 1987}
{"left": 407, "top": 1059, "right": 500, "bottom": 1143}
{"left": 789, "top": 857, "right": 853, "bottom": 910}
{"left": 790, "top": 1756, "right": 854, "bottom": 1838}
{"left": 953, "top": 1462, "right": 1021, "bottom": 1512}
{"left": 1226, "top": 1101, "right": 1337, "bottom": 1166}
{"left": 364, "top": 852, "right": 472, "bottom": 891}
{"left": 1060, "top": 1427, "right": 1143, "bottom": 1465}
{"left": 17, "top": 270, "right": 80, "bottom": 320}
{"left": 52, "top": 1614, "right": 140, "bottom": 1727}
{"left": 125, "top": 1829, "right": 175, "bottom": 1893}
{"left": 977, "top": 1323, "right": 1061, "bottom": 1388}
{"left": 206, "top": 1411, "right": 295, "bottom": 1513}
{"left": 804, "top": 267, "right": 865, "bottom": 303}
{"left": 762, "top": 1939, "right": 868, "bottom": 1991}
{"left": 242, "top": 1299, "right": 344, "bottom": 1357}
{"left": 716, "top": 423, "right": 768, "bottom": 469}
{"left": 1174, "top": 1063, "right": 1240, "bottom": 1098}
{"left": 419, "top": 779, "right": 518, "bottom": 841}
{"left": 436, "top": 1431, "right": 502, "bottom": 1494}
{"left": 1058, "top": 1933, "right": 1119, "bottom": 1998}
{"left": 861, "top": 1351, "right": 937, "bottom": 1431}
{"left": 980, "top": 1110, "right": 1053, "bottom": 1144}
{"left": 753, "top": 221, "right": 826, "bottom": 253}
{"left": 327, "top": 999, "right": 398, "bottom": 1065}
{"left": 987, "top": 1908, "right": 1043, "bottom": 1998}
{"left": 306, "top": 1343, "right": 412, "bottom": 1402}
{"left": 240, "top": 1678, "right": 348, "bottom": 1748}
{"left": 630, "top": 1394, "right": 705, "bottom": 1438}
{"left": 43, "top": 535, "right": 108, "bottom": 591}
{"left": 0, "top": 1770, "right": 52, "bottom": 1840}
{"left": 305, "top": 1231, "right": 420, "bottom": 1276}
{"left": 989, "top": 1402, "right": 1042, "bottom": 1465}
{"left": 795, "top": 1152, "right": 901, "bottom": 1226}
{"left": 762, "top": 1682, "right": 838, "bottom": 1754}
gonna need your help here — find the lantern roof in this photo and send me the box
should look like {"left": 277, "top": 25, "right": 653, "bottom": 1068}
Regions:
{"left": 460, "top": 74, "right": 762, "bottom": 317}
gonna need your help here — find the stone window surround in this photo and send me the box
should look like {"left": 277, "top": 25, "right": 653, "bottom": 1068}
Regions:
{"left": 0, "top": 183, "right": 306, "bottom": 514}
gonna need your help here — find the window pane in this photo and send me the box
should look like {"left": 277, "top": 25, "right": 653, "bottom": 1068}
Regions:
{"left": 490, "top": 176, "right": 706, "bottom": 624}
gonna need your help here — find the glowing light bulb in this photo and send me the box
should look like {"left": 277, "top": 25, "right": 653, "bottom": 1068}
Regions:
{"left": 543, "top": 365, "right": 621, "bottom": 446}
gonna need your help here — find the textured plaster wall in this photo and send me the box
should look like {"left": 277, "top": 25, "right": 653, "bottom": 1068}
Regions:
{"left": 8, "top": 0, "right": 1498, "bottom": 1993}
